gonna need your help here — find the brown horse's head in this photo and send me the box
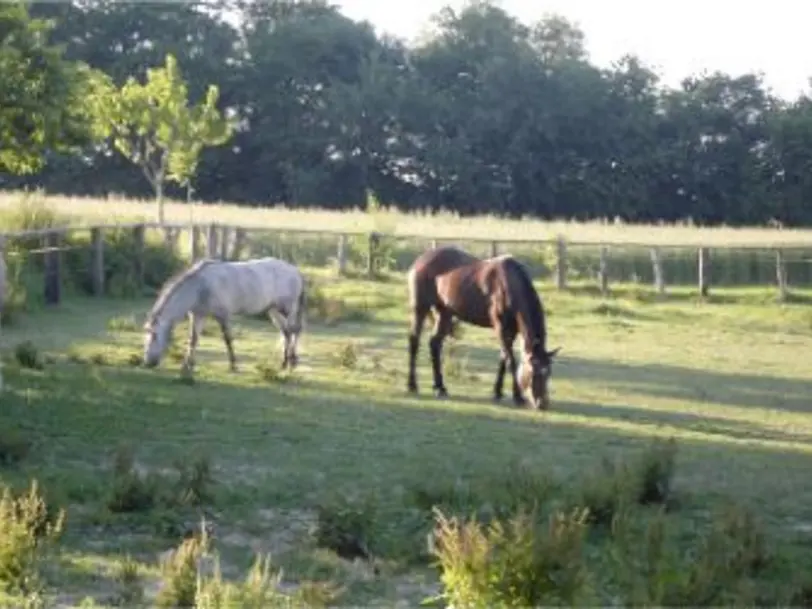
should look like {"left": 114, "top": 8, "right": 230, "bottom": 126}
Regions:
{"left": 518, "top": 341, "right": 560, "bottom": 410}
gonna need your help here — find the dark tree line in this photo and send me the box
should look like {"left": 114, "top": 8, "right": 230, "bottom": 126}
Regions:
{"left": 6, "top": 0, "right": 812, "bottom": 226}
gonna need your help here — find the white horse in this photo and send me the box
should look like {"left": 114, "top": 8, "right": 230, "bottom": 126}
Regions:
{"left": 142, "top": 257, "right": 307, "bottom": 375}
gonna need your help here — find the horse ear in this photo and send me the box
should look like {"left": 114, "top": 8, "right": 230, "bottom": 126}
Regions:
{"left": 546, "top": 347, "right": 561, "bottom": 358}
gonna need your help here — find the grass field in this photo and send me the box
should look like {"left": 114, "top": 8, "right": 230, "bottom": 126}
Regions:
{"left": 2, "top": 190, "right": 812, "bottom": 247}
{"left": 2, "top": 268, "right": 812, "bottom": 606}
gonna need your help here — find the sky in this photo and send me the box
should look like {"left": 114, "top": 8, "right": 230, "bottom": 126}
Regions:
{"left": 334, "top": 0, "right": 811, "bottom": 100}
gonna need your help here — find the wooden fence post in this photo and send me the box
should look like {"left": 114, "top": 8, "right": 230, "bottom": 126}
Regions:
{"left": 191, "top": 225, "right": 202, "bottom": 261}
{"left": 598, "top": 246, "right": 609, "bottom": 296}
{"left": 232, "top": 228, "right": 247, "bottom": 260}
{"left": 43, "top": 230, "right": 61, "bottom": 306}
{"left": 490, "top": 241, "right": 499, "bottom": 258}
{"left": 90, "top": 227, "right": 105, "bottom": 297}
{"left": 206, "top": 223, "right": 218, "bottom": 259}
{"left": 698, "top": 247, "right": 710, "bottom": 298}
{"left": 367, "top": 232, "right": 380, "bottom": 278}
{"left": 775, "top": 249, "right": 788, "bottom": 302}
{"left": 430, "top": 239, "right": 438, "bottom": 250}
{"left": 554, "top": 235, "right": 567, "bottom": 290}
{"left": 220, "top": 225, "right": 232, "bottom": 260}
{"left": 650, "top": 247, "right": 665, "bottom": 295}
{"left": 336, "top": 234, "right": 348, "bottom": 276}
{"left": 133, "top": 223, "right": 145, "bottom": 293}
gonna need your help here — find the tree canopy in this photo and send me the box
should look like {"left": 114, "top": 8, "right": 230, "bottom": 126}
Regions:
{"left": 4, "top": 0, "right": 812, "bottom": 227}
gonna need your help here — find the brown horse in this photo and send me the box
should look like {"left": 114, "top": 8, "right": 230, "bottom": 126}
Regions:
{"left": 406, "top": 245, "right": 560, "bottom": 409}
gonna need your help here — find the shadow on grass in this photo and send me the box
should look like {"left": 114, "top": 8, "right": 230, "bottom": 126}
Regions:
{"left": 5, "top": 355, "right": 812, "bottom": 601}
{"left": 560, "top": 355, "right": 812, "bottom": 415}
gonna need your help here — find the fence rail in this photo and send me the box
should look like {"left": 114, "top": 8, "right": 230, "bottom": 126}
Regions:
{"left": 0, "top": 221, "right": 808, "bottom": 308}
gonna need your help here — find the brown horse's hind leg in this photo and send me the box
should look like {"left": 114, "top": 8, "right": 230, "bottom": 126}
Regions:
{"left": 429, "top": 309, "right": 454, "bottom": 398}
{"left": 407, "top": 305, "right": 429, "bottom": 393}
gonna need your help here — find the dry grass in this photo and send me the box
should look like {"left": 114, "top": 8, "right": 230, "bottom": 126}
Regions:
{"left": 1, "top": 190, "right": 811, "bottom": 247}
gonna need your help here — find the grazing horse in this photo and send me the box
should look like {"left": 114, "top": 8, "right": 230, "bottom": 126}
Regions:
{"left": 143, "top": 257, "right": 307, "bottom": 376}
{"left": 406, "top": 245, "right": 560, "bottom": 409}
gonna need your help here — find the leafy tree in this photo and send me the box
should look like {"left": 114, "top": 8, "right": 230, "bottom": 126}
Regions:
{"left": 0, "top": 1, "right": 101, "bottom": 174}
{"left": 94, "top": 53, "right": 233, "bottom": 222}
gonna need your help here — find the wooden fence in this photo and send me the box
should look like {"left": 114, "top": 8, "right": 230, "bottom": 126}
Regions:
{"left": 0, "top": 221, "right": 805, "bottom": 307}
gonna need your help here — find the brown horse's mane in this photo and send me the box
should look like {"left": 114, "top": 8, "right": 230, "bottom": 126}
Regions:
{"left": 500, "top": 256, "right": 547, "bottom": 353}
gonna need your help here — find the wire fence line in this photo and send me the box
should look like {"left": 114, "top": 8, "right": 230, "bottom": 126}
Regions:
{"left": 0, "top": 221, "right": 809, "bottom": 311}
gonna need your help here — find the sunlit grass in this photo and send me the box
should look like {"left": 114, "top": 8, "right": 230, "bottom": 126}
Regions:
{"left": 1, "top": 271, "right": 812, "bottom": 603}
{"left": 2, "top": 189, "right": 811, "bottom": 246}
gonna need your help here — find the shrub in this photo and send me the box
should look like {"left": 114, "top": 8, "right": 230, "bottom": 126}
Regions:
{"left": 0, "top": 480, "right": 65, "bottom": 596}
{"left": 430, "top": 506, "right": 593, "bottom": 607}
{"left": 0, "top": 428, "right": 32, "bottom": 466}
{"left": 574, "top": 457, "right": 637, "bottom": 526}
{"left": 105, "top": 445, "right": 215, "bottom": 515}
{"left": 609, "top": 502, "right": 769, "bottom": 607}
{"left": 155, "top": 524, "right": 210, "bottom": 608}
{"left": 13, "top": 342, "right": 43, "bottom": 371}
{"left": 313, "top": 492, "right": 377, "bottom": 560}
{"left": 332, "top": 342, "right": 359, "bottom": 370}
{"left": 635, "top": 437, "right": 678, "bottom": 505}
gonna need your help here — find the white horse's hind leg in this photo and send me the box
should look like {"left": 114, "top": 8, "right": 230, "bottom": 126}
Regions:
{"left": 215, "top": 315, "right": 238, "bottom": 372}
{"left": 267, "top": 308, "right": 291, "bottom": 369}
{"left": 183, "top": 312, "right": 205, "bottom": 375}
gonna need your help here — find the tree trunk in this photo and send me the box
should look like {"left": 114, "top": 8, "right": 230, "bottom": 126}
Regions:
{"left": 155, "top": 179, "right": 165, "bottom": 225}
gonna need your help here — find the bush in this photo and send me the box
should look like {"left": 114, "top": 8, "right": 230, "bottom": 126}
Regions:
{"left": 0, "top": 480, "right": 65, "bottom": 596}
{"left": 313, "top": 492, "right": 377, "bottom": 560}
{"left": 105, "top": 445, "right": 215, "bottom": 515}
{"left": 156, "top": 519, "right": 338, "bottom": 609}
{"left": 0, "top": 428, "right": 32, "bottom": 467}
{"left": 13, "top": 342, "right": 43, "bottom": 371}
{"left": 430, "top": 506, "right": 593, "bottom": 607}
{"left": 332, "top": 342, "right": 359, "bottom": 370}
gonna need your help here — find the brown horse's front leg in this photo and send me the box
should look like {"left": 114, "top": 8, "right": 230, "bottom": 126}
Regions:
{"left": 495, "top": 323, "right": 522, "bottom": 405}
{"left": 407, "top": 306, "right": 428, "bottom": 394}
{"left": 429, "top": 310, "right": 453, "bottom": 398}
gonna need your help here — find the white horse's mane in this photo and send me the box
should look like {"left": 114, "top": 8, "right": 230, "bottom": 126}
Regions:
{"left": 146, "top": 258, "right": 215, "bottom": 325}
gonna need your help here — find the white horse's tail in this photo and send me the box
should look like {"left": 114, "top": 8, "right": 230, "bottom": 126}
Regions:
{"left": 288, "top": 275, "right": 306, "bottom": 335}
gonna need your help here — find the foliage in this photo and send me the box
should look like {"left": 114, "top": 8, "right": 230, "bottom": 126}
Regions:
{"left": 13, "top": 341, "right": 43, "bottom": 371}
{"left": 0, "top": 480, "right": 64, "bottom": 596}
{"left": 313, "top": 492, "right": 377, "bottom": 560}
{"left": 431, "top": 506, "right": 593, "bottom": 607}
{"left": 105, "top": 444, "right": 215, "bottom": 515}
{"left": 9, "top": 0, "right": 812, "bottom": 228}
{"left": 0, "top": 2, "right": 102, "bottom": 174}
{"left": 92, "top": 52, "right": 233, "bottom": 220}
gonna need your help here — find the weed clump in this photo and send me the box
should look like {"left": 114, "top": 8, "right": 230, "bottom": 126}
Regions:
{"left": 431, "top": 506, "right": 592, "bottom": 607}
{"left": 106, "top": 315, "right": 140, "bottom": 333}
{"left": 332, "top": 342, "right": 359, "bottom": 370}
{"left": 313, "top": 493, "right": 377, "bottom": 560}
{"left": 105, "top": 445, "right": 215, "bottom": 515}
{"left": 13, "top": 341, "right": 43, "bottom": 371}
{"left": 0, "top": 480, "right": 65, "bottom": 596}
{"left": 0, "top": 428, "right": 32, "bottom": 466}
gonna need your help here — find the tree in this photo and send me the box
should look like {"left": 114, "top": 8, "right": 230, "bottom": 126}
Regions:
{"left": 0, "top": 1, "right": 101, "bottom": 174}
{"left": 94, "top": 53, "right": 233, "bottom": 222}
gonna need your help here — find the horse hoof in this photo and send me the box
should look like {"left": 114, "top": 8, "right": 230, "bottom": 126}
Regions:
{"left": 407, "top": 385, "right": 418, "bottom": 394}
{"left": 512, "top": 396, "right": 526, "bottom": 407}
{"left": 492, "top": 394, "right": 503, "bottom": 403}
{"left": 434, "top": 388, "right": 449, "bottom": 399}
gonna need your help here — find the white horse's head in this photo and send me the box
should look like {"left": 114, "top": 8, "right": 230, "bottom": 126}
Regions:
{"left": 143, "top": 317, "right": 172, "bottom": 368}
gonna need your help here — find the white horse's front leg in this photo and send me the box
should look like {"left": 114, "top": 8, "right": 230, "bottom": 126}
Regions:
{"left": 183, "top": 313, "right": 204, "bottom": 374}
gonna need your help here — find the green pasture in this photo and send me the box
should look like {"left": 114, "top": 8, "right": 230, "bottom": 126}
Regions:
{"left": 1, "top": 269, "right": 812, "bottom": 605}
